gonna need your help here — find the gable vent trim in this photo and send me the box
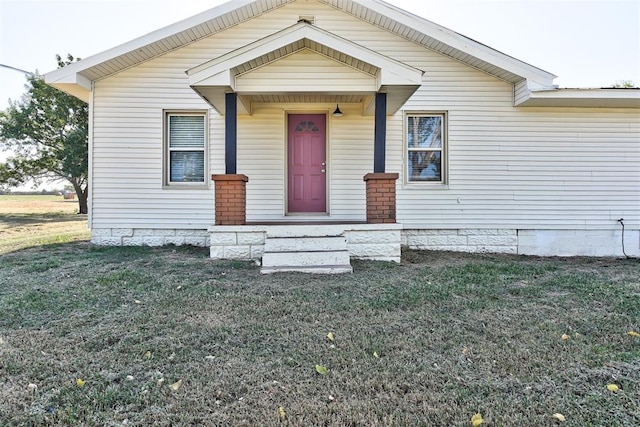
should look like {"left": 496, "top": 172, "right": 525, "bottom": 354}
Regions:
{"left": 298, "top": 15, "right": 315, "bottom": 24}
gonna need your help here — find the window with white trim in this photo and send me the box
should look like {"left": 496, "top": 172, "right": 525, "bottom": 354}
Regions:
{"left": 406, "top": 113, "right": 446, "bottom": 183}
{"left": 165, "top": 112, "right": 207, "bottom": 185}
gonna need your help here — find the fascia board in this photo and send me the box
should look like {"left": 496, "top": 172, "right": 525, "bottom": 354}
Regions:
{"left": 189, "top": 87, "right": 228, "bottom": 114}
{"left": 305, "top": 26, "right": 423, "bottom": 81}
{"left": 44, "top": 71, "right": 92, "bottom": 90}
{"left": 357, "top": 0, "right": 556, "bottom": 85}
{"left": 517, "top": 88, "right": 640, "bottom": 107}
{"left": 48, "top": 83, "right": 91, "bottom": 102}
{"left": 379, "top": 68, "right": 423, "bottom": 87}
{"left": 187, "top": 22, "right": 423, "bottom": 88}
{"left": 190, "top": 69, "right": 235, "bottom": 88}
{"left": 187, "top": 23, "right": 307, "bottom": 76}
{"left": 44, "top": 0, "right": 259, "bottom": 81}
{"left": 43, "top": 0, "right": 556, "bottom": 91}
{"left": 45, "top": 72, "right": 92, "bottom": 101}
{"left": 532, "top": 88, "right": 640, "bottom": 99}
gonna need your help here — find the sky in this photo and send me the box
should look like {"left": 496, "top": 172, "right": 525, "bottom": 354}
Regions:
{"left": 0, "top": 0, "right": 639, "bottom": 188}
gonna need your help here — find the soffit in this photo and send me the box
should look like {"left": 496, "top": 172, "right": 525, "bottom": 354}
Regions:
{"left": 318, "top": 0, "right": 556, "bottom": 86}
{"left": 79, "top": 0, "right": 295, "bottom": 81}
{"left": 231, "top": 39, "right": 379, "bottom": 76}
{"left": 187, "top": 21, "right": 422, "bottom": 115}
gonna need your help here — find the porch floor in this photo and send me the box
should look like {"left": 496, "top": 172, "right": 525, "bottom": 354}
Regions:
{"left": 245, "top": 221, "right": 367, "bottom": 226}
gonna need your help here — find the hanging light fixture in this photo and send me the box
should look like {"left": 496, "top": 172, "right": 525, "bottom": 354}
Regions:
{"left": 332, "top": 104, "right": 343, "bottom": 117}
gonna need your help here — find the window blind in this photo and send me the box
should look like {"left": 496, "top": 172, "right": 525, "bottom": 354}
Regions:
{"left": 169, "top": 115, "right": 205, "bottom": 148}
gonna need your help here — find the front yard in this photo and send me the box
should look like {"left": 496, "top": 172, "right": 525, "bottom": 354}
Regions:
{"left": 0, "top": 195, "right": 89, "bottom": 255}
{"left": 0, "top": 242, "right": 638, "bottom": 426}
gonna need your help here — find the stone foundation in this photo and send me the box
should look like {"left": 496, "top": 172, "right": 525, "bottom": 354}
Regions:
{"left": 89, "top": 226, "right": 638, "bottom": 258}
{"left": 403, "top": 229, "right": 518, "bottom": 254}
{"left": 90, "top": 228, "right": 209, "bottom": 247}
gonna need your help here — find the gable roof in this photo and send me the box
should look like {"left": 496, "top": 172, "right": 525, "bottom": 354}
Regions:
{"left": 186, "top": 20, "right": 423, "bottom": 114}
{"left": 46, "top": 0, "right": 557, "bottom": 101}
{"left": 45, "top": 0, "right": 637, "bottom": 109}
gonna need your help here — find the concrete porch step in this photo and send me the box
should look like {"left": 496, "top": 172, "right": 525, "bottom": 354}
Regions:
{"left": 262, "top": 249, "right": 351, "bottom": 267}
{"left": 264, "top": 225, "right": 347, "bottom": 238}
{"left": 260, "top": 234, "right": 352, "bottom": 274}
{"left": 261, "top": 264, "right": 353, "bottom": 274}
{"left": 264, "top": 236, "right": 348, "bottom": 252}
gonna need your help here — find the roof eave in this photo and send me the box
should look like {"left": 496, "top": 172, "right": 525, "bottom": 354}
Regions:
{"left": 45, "top": 0, "right": 261, "bottom": 82}
{"left": 42, "top": 0, "right": 560, "bottom": 100}
{"left": 187, "top": 21, "right": 424, "bottom": 115}
{"left": 44, "top": 73, "right": 92, "bottom": 102}
{"left": 347, "top": 0, "right": 557, "bottom": 86}
{"left": 516, "top": 88, "right": 640, "bottom": 108}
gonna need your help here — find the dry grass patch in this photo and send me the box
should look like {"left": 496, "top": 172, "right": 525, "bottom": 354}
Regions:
{"left": 0, "top": 195, "right": 89, "bottom": 254}
{"left": 0, "top": 244, "right": 639, "bottom": 426}
{"left": 0, "top": 195, "right": 80, "bottom": 215}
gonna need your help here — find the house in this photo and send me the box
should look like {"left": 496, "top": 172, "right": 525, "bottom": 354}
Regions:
{"left": 46, "top": 0, "right": 640, "bottom": 272}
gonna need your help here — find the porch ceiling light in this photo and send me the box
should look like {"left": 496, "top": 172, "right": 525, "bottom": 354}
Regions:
{"left": 332, "top": 104, "right": 343, "bottom": 117}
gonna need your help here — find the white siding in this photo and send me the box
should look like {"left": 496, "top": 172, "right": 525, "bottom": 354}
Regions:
{"left": 236, "top": 49, "right": 375, "bottom": 93}
{"left": 91, "top": 0, "right": 640, "bottom": 233}
{"left": 393, "top": 105, "right": 640, "bottom": 229}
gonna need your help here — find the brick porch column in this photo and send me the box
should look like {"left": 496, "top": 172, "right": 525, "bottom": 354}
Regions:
{"left": 212, "top": 174, "right": 248, "bottom": 225}
{"left": 363, "top": 172, "right": 399, "bottom": 224}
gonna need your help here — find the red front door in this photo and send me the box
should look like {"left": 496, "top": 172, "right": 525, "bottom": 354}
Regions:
{"left": 287, "top": 114, "right": 327, "bottom": 213}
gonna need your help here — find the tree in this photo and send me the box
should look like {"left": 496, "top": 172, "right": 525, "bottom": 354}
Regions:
{"left": 612, "top": 80, "right": 636, "bottom": 88}
{"left": 0, "top": 54, "right": 88, "bottom": 213}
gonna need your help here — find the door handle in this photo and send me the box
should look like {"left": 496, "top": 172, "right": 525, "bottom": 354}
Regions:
{"left": 321, "top": 162, "right": 326, "bottom": 166}
{"left": 321, "top": 169, "right": 326, "bottom": 174}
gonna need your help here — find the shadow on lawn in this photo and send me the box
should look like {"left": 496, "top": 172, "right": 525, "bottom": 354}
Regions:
{"left": 0, "top": 213, "right": 87, "bottom": 226}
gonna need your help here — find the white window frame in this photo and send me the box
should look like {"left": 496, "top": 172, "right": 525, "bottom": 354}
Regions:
{"left": 163, "top": 110, "right": 208, "bottom": 188}
{"left": 404, "top": 112, "right": 447, "bottom": 186}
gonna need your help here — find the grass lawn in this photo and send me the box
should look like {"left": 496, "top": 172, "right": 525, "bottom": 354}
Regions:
{"left": 0, "top": 239, "right": 638, "bottom": 425}
{"left": 0, "top": 195, "right": 89, "bottom": 254}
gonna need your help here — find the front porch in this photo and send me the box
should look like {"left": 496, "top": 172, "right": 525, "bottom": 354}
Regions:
{"left": 209, "top": 170, "right": 401, "bottom": 272}
{"left": 209, "top": 223, "right": 402, "bottom": 273}
{"left": 191, "top": 20, "right": 422, "bottom": 272}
